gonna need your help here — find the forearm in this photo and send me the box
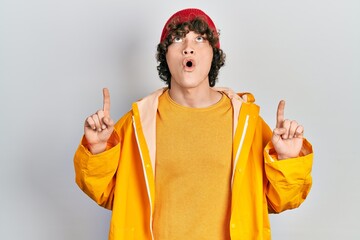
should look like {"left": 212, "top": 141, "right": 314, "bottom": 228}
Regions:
{"left": 264, "top": 139, "right": 313, "bottom": 212}
{"left": 74, "top": 133, "right": 120, "bottom": 209}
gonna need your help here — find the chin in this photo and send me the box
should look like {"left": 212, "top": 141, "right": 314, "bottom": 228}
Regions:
{"left": 178, "top": 79, "right": 203, "bottom": 88}
{"left": 171, "top": 74, "right": 209, "bottom": 89}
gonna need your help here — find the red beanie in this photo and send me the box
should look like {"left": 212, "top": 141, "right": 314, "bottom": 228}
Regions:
{"left": 160, "top": 8, "right": 220, "bottom": 48}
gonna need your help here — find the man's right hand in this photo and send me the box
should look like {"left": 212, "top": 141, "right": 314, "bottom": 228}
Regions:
{"left": 84, "top": 88, "right": 115, "bottom": 154}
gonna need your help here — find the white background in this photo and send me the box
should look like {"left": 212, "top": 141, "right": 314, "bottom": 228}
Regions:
{"left": 0, "top": 0, "right": 359, "bottom": 239}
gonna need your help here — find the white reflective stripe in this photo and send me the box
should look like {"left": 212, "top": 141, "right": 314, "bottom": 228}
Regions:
{"left": 231, "top": 115, "right": 249, "bottom": 188}
{"left": 268, "top": 155, "right": 276, "bottom": 162}
{"left": 132, "top": 116, "right": 154, "bottom": 240}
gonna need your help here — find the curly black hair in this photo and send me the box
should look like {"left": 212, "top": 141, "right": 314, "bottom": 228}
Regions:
{"left": 156, "top": 17, "right": 226, "bottom": 88}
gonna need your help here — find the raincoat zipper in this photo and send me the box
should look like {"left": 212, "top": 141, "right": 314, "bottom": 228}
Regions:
{"left": 132, "top": 116, "right": 155, "bottom": 240}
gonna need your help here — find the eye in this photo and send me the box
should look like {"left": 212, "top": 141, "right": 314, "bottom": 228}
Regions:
{"left": 195, "top": 36, "right": 205, "bottom": 43}
{"left": 173, "top": 36, "right": 183, "bottom": 43}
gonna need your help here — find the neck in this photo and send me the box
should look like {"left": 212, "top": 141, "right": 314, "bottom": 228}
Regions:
{"left": 168, "top": 86, "right": 222, "bottom": 108}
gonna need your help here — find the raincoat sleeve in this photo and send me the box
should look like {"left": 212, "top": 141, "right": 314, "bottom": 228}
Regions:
{"left": 74, "top": 129, "right": 121, "bottom": 210}
{"left": 262, "top": 119, "right": 313, "bottom": 213}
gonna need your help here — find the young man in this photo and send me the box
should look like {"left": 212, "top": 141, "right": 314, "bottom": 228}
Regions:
{"left": 74, "top": 8, "right": 313, "bottom": 240}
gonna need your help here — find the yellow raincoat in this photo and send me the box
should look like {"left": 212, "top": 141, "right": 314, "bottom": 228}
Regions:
{"left": 74, "top": 88, "right": 313, "bottom": 240}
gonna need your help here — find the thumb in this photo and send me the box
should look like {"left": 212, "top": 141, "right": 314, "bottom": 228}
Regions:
{"left": 272, "top": 127, "right": 286, "bottom": 143}
{"left": 103, "top": 116, "right": 114, "bottom": 127}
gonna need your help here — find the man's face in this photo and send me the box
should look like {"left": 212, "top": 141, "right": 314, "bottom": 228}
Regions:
{"left": 166, "top": 31, "right": 213, "bottom": 90}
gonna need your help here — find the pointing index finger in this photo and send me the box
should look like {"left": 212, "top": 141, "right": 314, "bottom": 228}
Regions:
{"left": 276, "top": 100, "right": 285, "bottom": 128}
{"left": 103, "top": 88, "right": 111, "bottom": 117}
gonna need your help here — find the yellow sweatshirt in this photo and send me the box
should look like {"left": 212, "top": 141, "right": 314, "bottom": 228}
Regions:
{"left": 154, "top": 90, "right": 232, "bottom": 239}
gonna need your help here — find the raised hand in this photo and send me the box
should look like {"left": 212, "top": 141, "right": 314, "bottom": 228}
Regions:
{"left": 84, "top": 88, "right": 115, "bottom": 154}
{"left": 271, "top": 100, "right": 304, "bottom": 160}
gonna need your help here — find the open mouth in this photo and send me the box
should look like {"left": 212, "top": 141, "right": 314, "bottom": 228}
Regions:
{"left": 183, "top": 59, "right": 195, "bottom": 70}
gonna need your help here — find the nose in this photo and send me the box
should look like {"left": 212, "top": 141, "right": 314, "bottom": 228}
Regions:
{"left": 182, "top": 41, "right": 195, "bottom": 55}
{"left": 183, "top": 49, "right": 194, "bottom": 55}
